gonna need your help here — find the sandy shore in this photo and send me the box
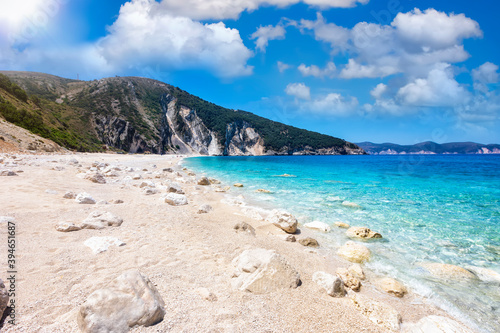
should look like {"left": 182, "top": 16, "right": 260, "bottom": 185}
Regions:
{"left": 0, "top": 153, "right": 469, "bottom": 332}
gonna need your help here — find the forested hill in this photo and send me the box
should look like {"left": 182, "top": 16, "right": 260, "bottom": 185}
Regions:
{"left": 0, "top": 71, "right": 365, "bottom": 155}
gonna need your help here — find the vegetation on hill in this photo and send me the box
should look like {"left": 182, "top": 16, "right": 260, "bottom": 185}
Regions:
{"left": 0, "top": 75, "right": 102, "bottom": 151}
{"left": 1, "top": 71, "right": 362, "bottom": 154}
{"left": 0, "top": 74, "right": 28, "bottom": 102}
{"left": 170, "top": 87, "right": 355, "bottom": 151}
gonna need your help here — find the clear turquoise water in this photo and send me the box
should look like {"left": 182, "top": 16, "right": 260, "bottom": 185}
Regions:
{"left": 184, "top": 155, "right": 500, "bottom": 332}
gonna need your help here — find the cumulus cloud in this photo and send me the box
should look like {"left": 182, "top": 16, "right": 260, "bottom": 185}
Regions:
{"left": 285, "top": 82, "right": 311, "bottom": 100}
{"left": 251, "top": 24, "right": 286, "bottom": 52}
{"left": 392, "top": 8, "right": 482, "bottom": 50}
{"left": 299, "top": 13, "right": 350, "bottom": 54}
{"left": 96, "top": 0, "right": 253, "bottom": 78}
{"left": 472, "top": 62, "right": 499, "bottom": 83}
{"left": 157, "top": 0, "right": 369, "bottom": 20}
{"left": 298, "top": 62, "right": 336, "bottom": 78}
{"left": 0, "top": 0, "right": 255, "bottom": 79}
{"left": 284, "top": 82, "right": 359, "bottom": 116}
{"left": 307, "top": 92, "right": 359, "bottom": 116}
{"left": 370, "top": 83, "right": 387, "bottom": 99}
{"left": 299, "top": 8, "right": 482, "bottom": 79}
{"left": 277, "top": 61, "right": 291, "bottom": 73}
{"left": 396, "top": 63, "right": 468, "bottom": 107}
{"left": 339, "top": 59, "right": 398, "bottom": 79}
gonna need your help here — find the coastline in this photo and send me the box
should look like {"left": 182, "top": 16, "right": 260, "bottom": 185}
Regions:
{"left": 0, "top": 152, "right": 477, "bottom": 332}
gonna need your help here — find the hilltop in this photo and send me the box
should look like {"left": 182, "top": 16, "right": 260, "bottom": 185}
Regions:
{"left": 0, "top": 71, "right": 365, "bottom": 155}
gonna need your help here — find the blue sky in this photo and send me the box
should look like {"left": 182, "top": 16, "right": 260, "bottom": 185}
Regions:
{"left": 0, "top": 0, "right": 499, "bottom": 144}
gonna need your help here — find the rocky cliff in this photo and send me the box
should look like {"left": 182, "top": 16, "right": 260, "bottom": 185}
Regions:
{"left": 1, "top": 71, "right": 365, "bottom": 156}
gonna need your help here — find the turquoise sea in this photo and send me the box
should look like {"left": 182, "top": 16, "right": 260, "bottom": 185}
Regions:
{"left": 185, "top": 154, "right": 500, "bottom": 332}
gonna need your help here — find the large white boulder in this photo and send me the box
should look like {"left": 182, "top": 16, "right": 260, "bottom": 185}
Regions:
{"left": 312, "top": 271, "right": 345, "bottom": 297}
{"left": 81, "top": 211, "right": 124, "bottom": 230}
{"left": 78, "top": 270, "right": 165, "bottom": 332}
{"left": 231, "top": 248, "right": 300, "bottom": 294}
{"left": 266, "top": 210, "right": 298, "bottom": 234}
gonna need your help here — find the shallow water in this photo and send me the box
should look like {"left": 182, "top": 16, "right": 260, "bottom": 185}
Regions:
{"left": 184, "top": 154, "right": 500, "bottom": 332}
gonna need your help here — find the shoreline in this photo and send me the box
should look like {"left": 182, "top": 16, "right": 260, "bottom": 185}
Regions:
{"left": 0, "top": 152, "right": 478, "bottom": 332}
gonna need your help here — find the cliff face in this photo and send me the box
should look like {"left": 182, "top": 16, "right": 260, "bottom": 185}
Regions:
{"left": 160, "top": 94, "right": 221, "bottom": 155}
{"left": 3, "top": 72, "right": 365, "bottom": 156}
{"left": 158, "top": 93, "right": 365, "bottom": 156}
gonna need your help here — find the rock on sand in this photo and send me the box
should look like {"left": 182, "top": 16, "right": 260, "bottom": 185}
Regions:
{"left": 75, "top": 192, "right": 96, "bottom": 205}
{"left": 231, "top": 248, "right": 300, "bottom": 294}
{"left": 350, "top": 292, "right": 402, "bottom": 331}
{"left": 163, "top": 193, "right": 188, "bottom": 206}
{"left": 84, "top": 236, "right": 126, "bottom": 254}
{"left": 336, "top": 268, "right": 361, "bottom": 292}
{"left": 81, "top": 211, "right": 124, "bottom": 230}
{"left": 312, "top": 271, "right": 345, "bottom": 297}
{"left": 266, "top": 209, "right": 298, "bottom": 234}
{"left": 337, "top": 241, "right": 371, "bottom": 263}
{"left": 376, "top": 277, "right": 407, "bottom": 297}
{"left": 55, "top": 222, "right": 81, "bottom": 232}
{"left": 346, "top": 226, "right": 382, "bottom": 239}
{"left": 78, "top": 270, "right": 165, "bottom": 332}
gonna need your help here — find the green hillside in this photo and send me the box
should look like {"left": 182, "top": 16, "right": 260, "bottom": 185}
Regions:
{"left": 171, "top": 86, "right": 356, "bottom": 151}
{"left": 0, "top": 73, "right": 103, "bottom": 151}
{"left": 0, "top": 71, "right": 363, "bottom": 154}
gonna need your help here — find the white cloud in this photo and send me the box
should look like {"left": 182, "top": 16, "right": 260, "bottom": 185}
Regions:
{"left": 307, "top": 92, "right": 359, "bottom": 116}
{"left": 157, "top": 0, "right": 369, "bottom": 20}
{"left": 284, "top": 86, "right": 359, "bottom": 116}
{"left": 96, "top": 0, "right": 253, "bottom": 78}
{"left": 472, "top": 62, "right": 499, "bottom": 83}
{"left": 277, "top": 61, "right": 291, "bottom": 73}
{"left": 370, "top": 83, "right": 387, "bottom": 99}
{"left": 339, "top": 59, "right": 398, "bottom": 79}
{"left": 251, "top": 24, "right": 286, "bottom": 52}
{"left": 299, "top": 13, "right": 350, "bottom": 54}
{"left": 285, "top": 82, "right": 311, "bottom": 100}
{"left": 298, "top": 8, "right": 482, "bottom": 79}
{"left": 392, "top": 8, "right": 482, "bottom": 50}
{"left": 0, "top": 0, "right": 254, "bottom": 79}
{"left": 298, "top": 62, "right": 336, "bottom": 78}
{"left": 304, "top": 0, "right": 369, "bottom": 8}
{"left": 396, "top": 64, "right": 468, "bottom": 107}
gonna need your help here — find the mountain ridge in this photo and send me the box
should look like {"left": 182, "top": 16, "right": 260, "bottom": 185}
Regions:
{"left": 356, "top": 141, "right": 500, "bottom": 155}
{"left": 0, "top": 71, "right": 365, "bottom": 155}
